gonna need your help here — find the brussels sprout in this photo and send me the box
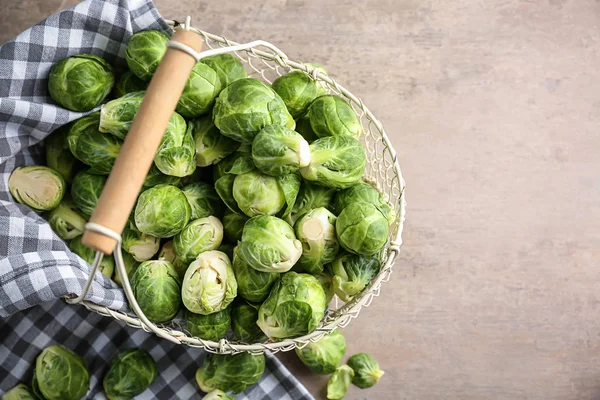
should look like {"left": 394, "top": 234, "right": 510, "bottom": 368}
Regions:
{"left": 154, "top": 113, "right": 196, "bottom": 177}
{"left": 131, "top": 260, "right": 181, "bottom": 323}
{"left": 99, "top": 90, "right": 145, "bottom": 139}
{"left": 113, "top": 251, "right": 140, "bottom": 287}
{"left": 122, "top": 223, "right": 160, "bottom": 262}
{"left": 336, "top": 202, "right": 389, "bottom": 256}
{"left": 203, "top": 389, "right": 235, "bottom": 400}
{"left": 157, "top": 240, "right": 188, "bottom": 279}
{"left": 231, "top": 171, "right": 285, "bottom": 217}
{"left": 333, "top": 181, "right": 396, "bottom": 224}
{"left": 181, "top": 250, "right": 237, "bottom": 315}
{"left": 272, "top": 71, "right": 320, "bottom": 119}
{"left": 134, "top": 184, "right": 191, "bottom": 238}
{"left": 112, "top": 69, "right": 147, "bottom": 98}
{"left": 347, "top": 353, "right": 384, "bottom": 388}
{"left": 48, "top": 196, "right": 86, "bottom": 240}
{"left": 143, "top": 163, "right": 182, "bottom": 188}
{"left": 67, "top": 112, "right": 122, "bottom": 175}
{"left": 300, "top": 135, "right": 366, "bottom": 189}
{"left": 45, "top": 124, "right": 81, "bottom": 183}
{"left": 295, "top": 329, "right": 346, "bottom": 375}
{"left": 195, "top": 353, "right": 265, "bottom": 394}
{"left": 126, "top": 30, "right": 169, "bottom": 81}
{"left": 251, "top": 125, "right": 310, "bottom": 176}
{"left": 200, "top": 54, "right": 247, "bottom": 88}
{"left": 217, "top": 243, "right": 235, "bottom": 260}
{"left": 327, "top": 365, "right": 354, "bottom": 400}
{"left": 212, "top": 151, "right": 255, "bottom": 182}
{"left": 103, "top": 349, "right": 157, "bottom": 399}
{"left": 287, "top": 181, "right": 336, "bottom": 225}
{"left": 9, "top": 166, "right": 65, "bottom": 211}
{"left": 191, "top": 116, "right": 239, "bottom": 167}
{"left": 222, "top": 210, "right": 248, "bottom": 243}
{"left": 69, "top": 236, "right": 114, "bottom": 278}
{"left": 176, "top": 62, "right": 222, "bottom": 118}
{"left": 186, "top": 308, "right": 231, "bottom": 341}
{"left": 182, "top": 182, "right": 224, "bottom": 220}
{"left": 294, "top": 207, "right": 339, "bottom": 274}
{"left": 231, "top": 300, "right": 267, "bottom": 343}
{"left": 2, "top": 384, "right": 37, "bottom": 400}
{"left": 295, "top": 113, "right": 318, "bottom": 143}
{"left": 232, "top": 249, "right": 279, "bottom": 303}
{"left": 308, "top": 95, "right": 362, "bottom": 139}
{"left": 48, "top": 54, "right": 114, "bottom": 112}
{"left": 173, "top": 217, "right": 223, "bottom": 264}
{"left": 315, "top": 269, "right": 335, "bottom": 304}
{"left": 34, "top": 345, "right": 89, "bottom": 400}
{"left": 237, "top": 215, "right": 302, "bottom": 273}
{"left": 331, "top": 252, "right": 380, "bottom": 302}
{"left": 70, "top": 170, "right": 106, "bottom": 217}
{"left": 257, "top": 272, "right": 326, "bottom": 339}
{"left": 213, "top": 78, "right": 295, "bottom": 144}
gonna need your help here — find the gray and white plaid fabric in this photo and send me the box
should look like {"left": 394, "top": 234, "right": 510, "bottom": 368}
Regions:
{"left": 0, "top": 0, "right": 313, "bottom": 398}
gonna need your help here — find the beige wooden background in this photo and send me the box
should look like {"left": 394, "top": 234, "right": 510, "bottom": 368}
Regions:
{"left": 2, "top": 0, "right": 600, "bottom": 399}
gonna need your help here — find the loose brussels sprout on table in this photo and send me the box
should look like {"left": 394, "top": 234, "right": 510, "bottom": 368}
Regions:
{"left": 45, "top": 124, "right": 81, "bottom": 183}
{"left": 272, "top": 70, "right": 320, "bottom": 119}
{"left": 70, "top": 170, "right": 106, "bottom": 218}
{"left": 222, "top": 209, "right": 248, "bottom": 243}
{"left": 99, "top": 90, "right": 145, "bottom": 139}
{"left": 230, "top": 300, "right": 267, "bottom": 343}
{"left": 69, "top": 236, "right": 114, "bottom": 278}
{"left": 122, "top": 223, "right": 160, "bottom": 262}
{"left": 333, "top": 181, "right": 396, "bottom": 225}
{"left": 186, "top": 307, "right": 231, "bottom": 341}
{"left": 176, "top": 62, "right": 222, "bottom": 118}
{"left": 48, "top": 54, "right": 114, "bottom": 112}
{"left": 251, "top": 125, "right": 310, "bottom": 176}
{"left": 8, "top": 166, "right": 65, "bottom": 211}
{"left": 131, "top": 260, "right": 181, "bottom": 323}
{"left": 125, "top": 30, "right": 169, "bottom": 81}
{"left": 173, "top": 216, "right": 223, "bottom": 263}
{"left": 196, "top": 353, "right": 265, "bottom": 394}
{"left": 200, "top": 53, "right": 247, "bottom": 88}
{"left": 294, "top": 207, "right": 339, "bottom": 274}
{"left": 182, "top": 182, "right": 225, "bottom": 220}
{"left": 336, "top": 202, "right": 389, "bottom": 256}
{"left": 34, "top": 345, "right": 90, "bottom": 400}
{"left": 331, "top": 252, "right": 380, "bottom": 302}
{"left": 112, "top": 69, "right": 147, "bottom": 98}
{"left": 154, "top": 112, "right": 196, "bottom": 177}
{"left": 181, "top": 250, "right": 237, "bottom": 315}
{"left": 143, "top": 163, "right": 182, "bottom": 189}
{"left": 134, "top": 184, "right": 191, "bottom": 238}
{"left": 327, "top": 365, "right": 354, "bottom": 400}
{"left": 257, "top": 272, "right": 326, "bottom": 340}
{"left": 203, "top": 389, "right": 235, "bottom": 400}
{"left": 48, "top": 196, "right": 86, "bottom": 240}
{"left": 113, "top": 251, "right": 140, "bottom": 288}
{"left": 191, "top": 116, "right": 239, "bottom": 167}
{"left": 287, "top": 181, "right": 336, "bottom": 226}
{"left": 232, "top": 249, "right": 279, "bottom": 303}
{"left": 347, "top": 353, "right": 385, "bottom": 388}
{"left": 103, "top": 349, "right": 157, "bottom": 399}
{"left": 295, "top": 329, "right": 346, "bottom": 375}
{"left": 307, "top": 94, "right": 362, "bottom": 139}
{"left": 1, "top": 384, "right": 37, "bottom": 400}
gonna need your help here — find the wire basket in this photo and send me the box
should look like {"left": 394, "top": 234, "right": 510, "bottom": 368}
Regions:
{"left": 66, "top": 19, "right": 406, "bottom": 355}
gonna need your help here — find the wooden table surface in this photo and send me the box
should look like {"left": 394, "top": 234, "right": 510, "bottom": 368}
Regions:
{"left": 3, "top": 1, "right": 600, "bottom": 399}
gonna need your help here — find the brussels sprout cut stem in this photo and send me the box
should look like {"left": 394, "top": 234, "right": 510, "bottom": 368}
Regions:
{"left": 294, "top": 207, "right": 339, "bottom": 274}
{"left": 9, "top": 166, "right": 65, "bottom": 211}
{"left": 251, "top": 125, "right": 311, "bottom": 176}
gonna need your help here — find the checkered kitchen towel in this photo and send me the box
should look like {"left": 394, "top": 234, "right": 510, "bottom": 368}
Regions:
{"left": 0, "top": 0, "right": 314, "bottom": 398}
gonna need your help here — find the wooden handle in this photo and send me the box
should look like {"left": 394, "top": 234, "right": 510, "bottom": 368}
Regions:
{"left": 82, "top": 30, "right": 204, "bottom": 255}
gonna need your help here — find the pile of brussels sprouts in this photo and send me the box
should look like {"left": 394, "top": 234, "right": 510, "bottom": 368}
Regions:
{"left": 9, "top": 29, "right": 396, "bottom": 346}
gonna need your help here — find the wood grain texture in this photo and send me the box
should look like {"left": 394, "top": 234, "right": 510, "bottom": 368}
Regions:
{"left": 2, "top": 0, "right": 600, "bottom": 399}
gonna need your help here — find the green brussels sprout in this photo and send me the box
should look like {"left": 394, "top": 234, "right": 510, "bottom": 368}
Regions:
{"left": 131, "top": 260, "right": 181, "bottom": 323}
{"left": 69, "top": 236, "right": 114, "bottom": 278}
{"left": 45, "top": 124, "right": 82, "bottom": 183}
{"left": 70, "top": 170, "right": 106, "bottom": 218}
{"left": 212, "top": 78, "right": 295, "bottom": 144}
{"left": 237, "top": 215, "right": 302, "bottom": 273}
{"left": 173, "top": 217, "right": 223, "bottom": 264}
{"left": 331, "top": 252, "right": 380, "bottom": 302}
{"left": 34, "top": 345, "right": 89, "bottom": 400}
{"left": 222, "top": 210, "right": 248, "bottom": 243}
{"left": 126, "top": 30, "right": 169, "bottom": 81}
{"left": 203, "top": 389, "right": 235, "bottom": 400}
{"left": 200, "top": 54, "right": 247, "bottom": 88}
{"left": 186, "top": 308, "right": 231, "bottom": 341}
{"left": 48, "top": 54, "right": 114, "bottom": 112}
{"left": 287, "top": 181, "right": 336, "bottom": 225}
{"left": 122, "top": 223, "right": 160, "bottom": 261}
{"left": 257, "top": 272, "right": 326, "bottom": 339}
{"left": 154, "top": 113, "right": 196, "bottom": 177}
{"left": 294, "top": 207, "right": 339, "bottom": 274}
{"left": 176, "top": 63, "right": 222, "bottom": 118}
{"left": 333, "top": 181, "right": 396, "bottom": 224}
{"left": 347, "top": 353, "right": 384, "bottom": 388}
{"left": 232, "top": 249, "right": 279, "bottom": 303}
{"left": 103, "top": 349, "right": 157, "bottom": 399}
{"left": 295, "top": 113, "right": 318, "bottom": 143}
{"left": 315, "top": 269, "right": 335, "bottom": 304}
{"left": 113, "top": 251, "right": 140, "bottom": 287}
{"left": 9, "top": 166, "right": 65, "bottom": 211}
{"left": 67, "top": 112, "right": 122, "bottom": 175}
{"left": 181, "top": 250, "right": 237, "bottom": 315}
{"left": 308, "top": 95, "right": 362, "bottom": 139}
{"left": 295, "top": 329, "right": 346, "bottom": 374}
{"left": 305, "top": 63, "right": 328, "bottom": 95}
{"left": 112, "top": 69, "right": 147, "bottom": 98}
{"left": 191, "top": 116, "right": 239, "bottom": 167}
{"left": 134, "top": 184, "right": 191, "bottom": 238}
{"left": 99, "top": 91, "right": 145, "bottom": 139}
{"left": 48, "top": 196, "right": 87, "bottom": 240}
{"left": 336, "top": 202, "right": 389, "bottom": 256}
{"left": 300, "top": 135, "right": 366, "bottom": 189}
{"left": 195, "top": 353, "right": 265, "bottom": 394}
{"left": 212, "top": 151, "right": 255, "bottom": 182}
{"left": 232, "top": 170, "right": 285, "bottom": 217}
{"left": 30, "top": 370, "right": 43, "bottom": 399}
{"left": 217, "top": 243, "right": 235, "bottom": 260}
{"left": 182, "top": 182, "right": 224, "bottom": 220}
{"left": 2, "top": 384, "right": 37, "bottom": 400}
{"left": 327, "top": 365, "right": 354, "bottom": 400}
{"left": 157, "top": 240, "right": 188, "bottom": 279}
{"left": 231, "top": 300, "right": 267, "bottom": 343}
{"left": 272, "top": 71, "right": 320, "bottom": 119}
{"left": 143, "top": 163, "right": 182, "bottom": 188}
{"left": 251, "top": 125, "right": 310, "bottom": 176}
